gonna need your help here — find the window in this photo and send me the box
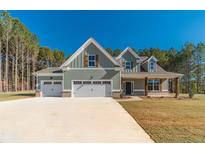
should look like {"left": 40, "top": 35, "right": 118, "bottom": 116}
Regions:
{"left": 88, "top": 55, "right": 96, "bottom": 67}
{"left": 73, "top": 81, "right": 82, "bottom": 84}
{"left": 44, "top": 82, "right": 52, "bottom": 85}
{"left": 148, "top": 80, "right": 159, "bottom": 91}
{"left": 125, "top": 61, "right": 132, "bottom": 70}
{"left": 83, "top": 81, "right": 92, "bottom": 84}
{"left": 54, "top": 82, "right": 62, "bottom": 85}
{"left": 93, "top": 81, "right": 102, "bottom": 84}
{"left": 149, "top": 60, "right": 156, "bottom": 72}
{"left": 102, "top": 81, "right": 111, "bottom": 84}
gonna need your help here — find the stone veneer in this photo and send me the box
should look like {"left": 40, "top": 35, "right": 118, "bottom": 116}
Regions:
{"left": 35, "top": 91, "right": 41, "bottom": 97}
{"left": 112, "top": 91, "right": 121, "bottom": 98}
{"left": 62, "top": 91, "right": 71, "bottom": 97}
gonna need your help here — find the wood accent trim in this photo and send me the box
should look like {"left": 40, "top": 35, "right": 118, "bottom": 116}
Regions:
{"left": 160, "top": 79, "right": 163, "bottom": 91}
{"left": 175, "top": 77, "right": 179, "bottom": 98}
{"left": 145, "top": 77, "right": 148, "bottom": 96}
{"left": 96, "top": 54, "right": 99, "bottom": 67}
{"left": 84, "top": 54, "right": 88, "bottom": 68}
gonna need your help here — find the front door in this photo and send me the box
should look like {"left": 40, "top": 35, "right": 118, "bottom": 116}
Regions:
{"left": 125, "top": 82, "right": 132, "bottom": 95}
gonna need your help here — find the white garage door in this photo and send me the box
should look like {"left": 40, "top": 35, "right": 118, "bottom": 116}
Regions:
{"left": 72, "top": 80, "right": 112, "bottom": 97}
{"left": 42, "top": 81, "right": 62, "bottom": 97}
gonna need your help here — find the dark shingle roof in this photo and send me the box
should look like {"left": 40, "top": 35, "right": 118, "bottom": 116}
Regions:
{"left": 35, "top": 67, "right": 62, "bottom": 74}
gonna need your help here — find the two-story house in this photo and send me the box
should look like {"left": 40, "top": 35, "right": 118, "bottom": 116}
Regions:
{"left": 34, "top": 38, "right": 183, "bottom": 98}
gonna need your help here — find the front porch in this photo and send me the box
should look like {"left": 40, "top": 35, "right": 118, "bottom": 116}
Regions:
{"left": 121, "top": 72, "right": 183, "bottom": 98}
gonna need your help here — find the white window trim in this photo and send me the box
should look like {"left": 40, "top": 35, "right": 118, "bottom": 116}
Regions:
{"left": 148, "top": 79, "right": 160, "bottom": 91}
{"left": 88, "top": 54, "right": 96, "bottom": 68}
{"left": 125, "top": 61, "right": 132, "bottom": 71}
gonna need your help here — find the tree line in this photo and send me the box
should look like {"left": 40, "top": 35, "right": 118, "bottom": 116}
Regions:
{"left": 0, "top": 11, "right": 204, "bottom": 96}
{"left": 0, "top": 11, "right": 65, "bottom": 92}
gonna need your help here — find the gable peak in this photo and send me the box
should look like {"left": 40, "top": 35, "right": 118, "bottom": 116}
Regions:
{"left": 116, "top": 46, "right": 141, "bottom": 60}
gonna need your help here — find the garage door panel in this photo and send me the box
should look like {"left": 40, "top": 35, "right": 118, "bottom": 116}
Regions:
{"left": 72, "top": 80, "right": 112, "bottom": 97}
{"left": 73, "top": 84, "right": 93, "bottom": 97}
{"left": 42, "top": 81, "right": 62, "bottom": 97}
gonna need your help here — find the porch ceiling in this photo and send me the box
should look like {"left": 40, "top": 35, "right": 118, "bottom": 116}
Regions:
{"left": 121, "top": 72, "right": 183, "bottom": 79}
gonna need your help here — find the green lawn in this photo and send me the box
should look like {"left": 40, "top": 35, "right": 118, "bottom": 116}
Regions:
{"left": 0, "top": 91, "right": 35, "bottom": 101}
{"left": 118, "top": 95, "right": 205, "bottom": 143}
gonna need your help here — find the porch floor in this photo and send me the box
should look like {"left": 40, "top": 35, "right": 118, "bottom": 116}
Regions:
{"left": 147, "top": 92, "right": 172, "bottom": 97}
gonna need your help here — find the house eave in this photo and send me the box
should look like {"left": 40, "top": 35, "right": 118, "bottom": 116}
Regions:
{"left": 121, "top": 72, "right": 183, "bottom": 79}
{"left": 33, "top": 73, "right": 63, "bottom": 76}
{"left": 62, "top": 67, "right": 121, "bottom": 71}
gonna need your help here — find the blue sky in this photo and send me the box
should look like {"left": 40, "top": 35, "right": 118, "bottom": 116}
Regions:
{"left": 8, "top": 10, "right": 205, "bottom": 56}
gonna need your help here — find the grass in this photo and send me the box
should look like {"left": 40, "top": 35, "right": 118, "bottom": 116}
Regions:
{"left": 118, "top": 94, "right": 205, "bottom": 143}
{"left": 0, "top": 91, "right": 35, "bottom": 101}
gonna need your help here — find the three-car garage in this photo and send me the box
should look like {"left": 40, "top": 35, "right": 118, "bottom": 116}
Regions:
{"left": 40, "top": 79, "right": 112, "bottom": 97}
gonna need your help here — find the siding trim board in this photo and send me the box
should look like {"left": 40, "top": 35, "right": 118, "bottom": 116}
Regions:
{"left": 62, "top": 72, "right": 65, "bottom": 90}
{"left": 134, "top": 89, "right": 144, "bottom": 91}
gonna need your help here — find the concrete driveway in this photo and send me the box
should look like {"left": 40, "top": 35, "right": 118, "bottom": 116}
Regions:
{"left": 0, "top": 97, "right": 153, "bottom": 143}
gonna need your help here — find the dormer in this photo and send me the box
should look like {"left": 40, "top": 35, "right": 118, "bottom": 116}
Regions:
{"left": 142, "top": 56, "right": 158, "bottom": 72}
{"left": 116, "top": 47, "right": 142, "bottom": 72}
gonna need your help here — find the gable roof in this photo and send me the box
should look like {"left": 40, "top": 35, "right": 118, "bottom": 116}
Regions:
{"left": 142, "top": 55, "right": 158, "bottom": 64}
{"left": 116, "top": 47, "right": 141, "bottom": 60}
{"left": 60, "top": 37, "right": 119, "bottom": 68}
